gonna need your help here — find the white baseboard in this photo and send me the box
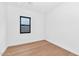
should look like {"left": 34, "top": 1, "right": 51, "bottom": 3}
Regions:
{"left": 8, "top": 39, "right": 44, "bottom": 47}
{"left": 47, "top": 40, "right": 79, "bottom": 55}
{"left": 7, "top": 34, "right": 44, "bottom": 47}
{"left": 2, "top": 39, "right": 79, "bottom": 56}
{"left": 0, "top": 46, "right": 7, "bottom": 56}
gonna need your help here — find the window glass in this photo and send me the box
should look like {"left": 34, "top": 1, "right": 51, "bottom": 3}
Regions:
{"left": 21, "top": 17, "right": 29, "bottom": 25}
{"left": 20, "top": 16, "right": 31, "bottom": 33}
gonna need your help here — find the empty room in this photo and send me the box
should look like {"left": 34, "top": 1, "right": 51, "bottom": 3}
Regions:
{"left": 0, "top": 2, "right": 79, "bottom": 56}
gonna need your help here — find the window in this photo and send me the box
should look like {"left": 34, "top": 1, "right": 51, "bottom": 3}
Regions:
{"left": 20, "top": 16, "right": 31, "bottom": 33}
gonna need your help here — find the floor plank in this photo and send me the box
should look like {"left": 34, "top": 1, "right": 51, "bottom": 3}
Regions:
{"left": 3, "top": 40, "right": 77, "bottom": 56}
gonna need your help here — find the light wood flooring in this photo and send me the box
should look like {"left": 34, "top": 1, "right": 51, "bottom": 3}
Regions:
{"left": 3, "top": 40, "right": 77, "bottom": 56}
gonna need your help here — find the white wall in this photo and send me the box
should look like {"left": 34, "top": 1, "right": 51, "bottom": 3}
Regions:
{"left": 0, "top": 3, "right": 7, "bottom": 55}
{"left": 7, "top": 5, "right": 44, "bottom": 46}
{"left": 46, "top": 3, "right": 79, "bottom": 55}
{"left": 1, "top": 2, "right": 79, "bottom": 55}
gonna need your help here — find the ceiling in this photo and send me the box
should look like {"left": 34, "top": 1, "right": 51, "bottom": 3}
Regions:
{"left": 13, "top": 2, "right": 63, "bottom": 14}
{"left": 8, "top": 2, "right": 79, "bottom": 14}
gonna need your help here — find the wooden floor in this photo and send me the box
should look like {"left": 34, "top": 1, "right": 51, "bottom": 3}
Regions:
{"left": 3, "top": 40, "right": 77, "bottom": 56}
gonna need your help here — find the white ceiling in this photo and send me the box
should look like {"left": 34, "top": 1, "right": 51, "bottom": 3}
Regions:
{"left": 15, "top": 2, "right": 63, "bottom": 14}
{"left": 8, "top": 2, "right": 79, "bottom": 14}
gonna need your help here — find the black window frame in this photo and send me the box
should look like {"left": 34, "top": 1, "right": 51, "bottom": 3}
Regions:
{"left": 20, "top": 16, "right": 31, "bottom": 34}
